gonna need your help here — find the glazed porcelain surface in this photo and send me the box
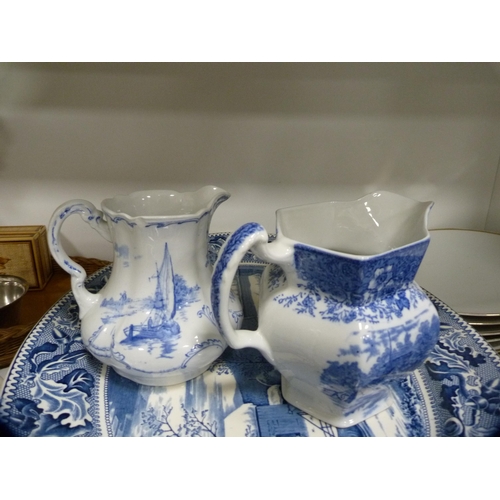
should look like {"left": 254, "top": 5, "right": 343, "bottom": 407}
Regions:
{"left": 212, "top": 191, "right": 441, "bottom": 428}
{"left": 48, "top": 186, "right": 242, "bottom": 386}
{"left": 2, "top": 236, "right": 500, "bottom": 437}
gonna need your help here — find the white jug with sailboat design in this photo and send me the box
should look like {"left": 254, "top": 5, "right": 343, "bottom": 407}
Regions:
{"left": 48, "top": 186, "right": 242, "bottom": 386}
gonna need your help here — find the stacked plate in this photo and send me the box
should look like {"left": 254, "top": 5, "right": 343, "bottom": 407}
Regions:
{"left": 457, "top": 315, "right": 500, "bottom": 351}
{"left": 415, "top": 229, "right": 500, "bottom": 354}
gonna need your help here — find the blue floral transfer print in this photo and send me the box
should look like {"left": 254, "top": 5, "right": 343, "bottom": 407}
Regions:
{"left": 273, "top": 240, "right": 430, "bottom": 325}
{"left": 320, "top": 315, "right": 441, "bottom": 406}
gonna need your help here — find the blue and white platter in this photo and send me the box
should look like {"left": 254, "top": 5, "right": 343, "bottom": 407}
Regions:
{"left": 1, "top": 234, "right": 500, "bottom": 437}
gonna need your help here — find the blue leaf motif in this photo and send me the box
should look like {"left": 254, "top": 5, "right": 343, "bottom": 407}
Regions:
{"left": 29, "top": 342, "right": 58, "bottom": 371}
{"left": 11, "top": 398, "right": 43, "bottom": 433}
{"left": 59, "top": 369, "right": 95, "bottom": 397}
{"left": 37, "top": 349, "right": 88, "bottom": 373}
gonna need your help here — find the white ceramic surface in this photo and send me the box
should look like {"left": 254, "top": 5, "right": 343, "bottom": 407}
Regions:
{"left": 48, "top": 186, "right": 242, "bottom": 386}
{"left": 212, "top": 192, "right": 440, "bottom": 428}
{"left": 2, "top": 238, "right": 500, "bottom": 437}
{"left": 415, "top": 229, "right": 500, "bottom": 316}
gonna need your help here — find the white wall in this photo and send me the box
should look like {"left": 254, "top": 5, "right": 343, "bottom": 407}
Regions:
{"left": 1, "top": 62, "right": 499, "bottom": 260}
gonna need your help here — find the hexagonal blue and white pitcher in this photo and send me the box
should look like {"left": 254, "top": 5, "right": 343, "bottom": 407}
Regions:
{"left": 212, "top": 191, "right": 440, "bottom": 428}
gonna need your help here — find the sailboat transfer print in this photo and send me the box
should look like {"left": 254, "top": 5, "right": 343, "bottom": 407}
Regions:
{"left": 120, "top": 242, "right": 181, "bottom": 352}
{"left": 47, "top": 188, "right": 237, "bottom": 386}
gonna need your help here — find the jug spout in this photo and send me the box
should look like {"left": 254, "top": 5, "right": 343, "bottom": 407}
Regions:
{"left": 196, "top": 185, "right": 230, "bottom": 215}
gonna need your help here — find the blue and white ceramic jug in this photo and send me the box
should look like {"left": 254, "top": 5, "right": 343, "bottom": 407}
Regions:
{"left": 212, "top": 191, "right": 441, "bottom": 427}
{"left": 49, "top": 186, "right": 242, "bottom": 386}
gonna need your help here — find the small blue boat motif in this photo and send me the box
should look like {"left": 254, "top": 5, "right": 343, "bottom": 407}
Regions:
{"left": 120, "top": 243, "right": 181, "bottom": 353}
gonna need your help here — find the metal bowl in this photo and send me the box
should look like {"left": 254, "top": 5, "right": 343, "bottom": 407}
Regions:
{"left": 0, "top": 275, "right": 28, "bottom": 309}
{"left": 0, "top": 275, "right": 28, "bottom": 326}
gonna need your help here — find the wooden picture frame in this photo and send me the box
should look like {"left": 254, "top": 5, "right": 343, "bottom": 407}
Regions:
{"left": 0, "top": 226, "right": 53, "bottom": 289}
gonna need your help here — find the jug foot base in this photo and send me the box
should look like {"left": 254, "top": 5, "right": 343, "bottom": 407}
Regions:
{"left": 112, "top": 365, "right": 207, "bottom": 387}
{"left": 281, "top": 376, "right": 391, "bottom": 428}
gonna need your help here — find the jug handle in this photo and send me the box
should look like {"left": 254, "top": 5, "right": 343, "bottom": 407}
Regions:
{"left": 48, "top": 199, "right": 112, "bottom": 318}
{"left": 212, "top": 223, "right": 292, "bottom": 363}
